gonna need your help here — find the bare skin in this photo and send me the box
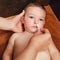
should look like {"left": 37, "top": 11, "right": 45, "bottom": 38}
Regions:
{"left": 14, "top": 29, "right": 51, "bottom": 60}
{"left": 2, "top": 29, "right": 50, "bottom": 60}
{"left": 13, "top": 31, "right": 33, "bottom": 58}
{"left": 2, "top": 31, "right": 33, "bottom": 60}
{"left": 3, "top": 28, "right": 60, "bottom": 60}
{"left": 14, "top": 29, "right": 60, "bottom": 60}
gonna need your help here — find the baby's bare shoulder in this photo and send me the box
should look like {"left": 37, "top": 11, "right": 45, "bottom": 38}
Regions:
{"left": 12, "top": 33, "right": 20, "bottom": 37}
{"left": 10, "top": 33, "right": 23, "bottom": 41}
{"left": 13, "top": 32, "right": 23, "bottom": 37}
{"left": 8, "top": 33, "right": 20, "bottom": 45}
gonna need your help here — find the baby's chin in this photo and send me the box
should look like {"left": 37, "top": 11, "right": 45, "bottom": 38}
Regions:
{"left": 30, "top": 29, "right": 42, "bottom": 35}
{"left": 30, "top": 29, "right": 37, "bottom": 33}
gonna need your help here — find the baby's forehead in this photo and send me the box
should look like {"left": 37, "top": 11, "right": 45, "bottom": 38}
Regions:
{"left": 25, "top": 6, "right": 41, "bottom": 10}
{"left": 25, "top": 7, "right": 46, "bottom": 15}
{"left": 25, "top": 6, "right": 46, "bottom": 13}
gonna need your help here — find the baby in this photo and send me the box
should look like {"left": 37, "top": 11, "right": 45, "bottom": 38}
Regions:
{"left": 3, "top": 3, "right": 60, "bottom": 60}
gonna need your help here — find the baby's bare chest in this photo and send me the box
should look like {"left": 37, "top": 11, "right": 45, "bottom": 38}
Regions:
{"left": 13, "top": 35, "right": 30, "bottom": 58}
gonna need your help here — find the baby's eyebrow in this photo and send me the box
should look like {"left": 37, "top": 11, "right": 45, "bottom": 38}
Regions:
{"left": 28, "top": 12, "right": 34, "bottom": 15}
{"left": 39, "top": 17, "right": 45, "bottom": 18}
{"left": 27, "top": 14, "right": 33, "bottom": 16}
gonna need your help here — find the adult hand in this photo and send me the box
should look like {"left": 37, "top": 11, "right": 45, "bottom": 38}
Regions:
{"left": 0, "top": 10, "right": 25, "bottom": 32}
{"left": 9, "top": 10, "right": 25, "bottom": 32}
{"left": 30, "top": 29, "right": 51, "bottom": 52}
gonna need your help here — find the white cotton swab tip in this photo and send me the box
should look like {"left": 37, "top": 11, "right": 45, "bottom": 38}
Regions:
{"left": 36, "top": 24, "right": 40, "bottom": 32}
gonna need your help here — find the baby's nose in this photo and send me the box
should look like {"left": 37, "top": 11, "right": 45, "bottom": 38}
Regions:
{"left": 34, "top": 19, "right": 39, "bottom": 24}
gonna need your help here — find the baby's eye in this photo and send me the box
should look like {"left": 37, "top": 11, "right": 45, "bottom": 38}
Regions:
{"left": 29, "top": 16, "right": 34, "bottom": 19}
{"left": 39, "top": 19, "right": 44, "bottom": 21}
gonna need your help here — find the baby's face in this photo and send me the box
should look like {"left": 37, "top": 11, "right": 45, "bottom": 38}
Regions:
{"left": 23, "top": 6, "right": 46, "bottom": 33}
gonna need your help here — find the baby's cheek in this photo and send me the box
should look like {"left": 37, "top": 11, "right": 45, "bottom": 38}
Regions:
{"left": 39, "top": 23, "right": 44, "bottom": 28}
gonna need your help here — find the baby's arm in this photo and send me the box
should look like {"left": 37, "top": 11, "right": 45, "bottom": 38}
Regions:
{"left": 48, "top": 38, "right": 60, "bottom": 60}
{"left": 2, "top": 33, "right": 17, "bottom": 60}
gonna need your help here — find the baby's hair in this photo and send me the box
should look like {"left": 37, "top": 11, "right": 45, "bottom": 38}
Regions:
{"left": 24, "top": 3, "right": 46, "bottom": 12}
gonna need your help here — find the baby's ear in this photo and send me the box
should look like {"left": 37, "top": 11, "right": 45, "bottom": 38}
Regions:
{"left": 21, "top": 16, "right": 24, "bottom": 23}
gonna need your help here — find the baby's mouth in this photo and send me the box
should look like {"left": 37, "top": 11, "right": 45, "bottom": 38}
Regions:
{"left": 32, "top": 25, "right": 40, "bottom": 32}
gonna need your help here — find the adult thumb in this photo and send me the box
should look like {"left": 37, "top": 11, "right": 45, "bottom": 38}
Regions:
{"left": 13, "top": 10, "right": 25, "bottom": 23}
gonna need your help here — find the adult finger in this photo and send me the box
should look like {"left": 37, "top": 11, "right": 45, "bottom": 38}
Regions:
{"left": 13, "top": 10, "right": 25, "bottom": 23}
{"left": 41, "top": 28, "right": 51, "bottom": 34}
